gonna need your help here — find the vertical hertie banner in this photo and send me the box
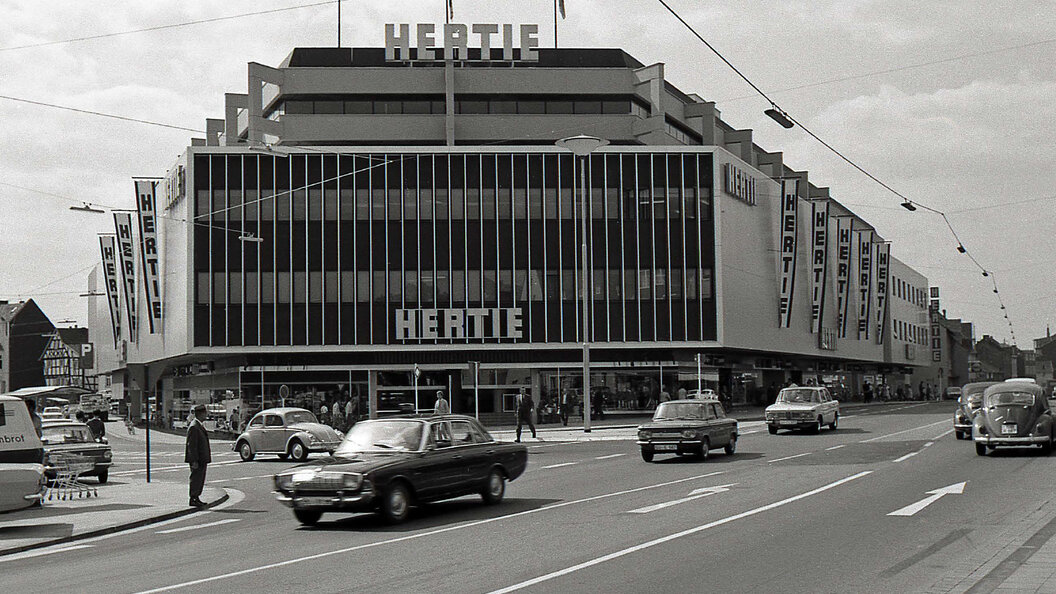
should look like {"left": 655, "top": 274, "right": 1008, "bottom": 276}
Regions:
{"left": 778, "top": 179, "right": 799, "bottom": 328}
{"left": 135, "top": 180, "right": 162, "bottom": 333}
{"left": 98, "top": 235, "right": 122, "bottom": 348}
{"left": 810, "top": 200, "right": 829, "bottom": 335}
{"left": 835, "top": 218, "right": 853, "bottom": 338}
{"left": 875, "top": 242, "right": 890, "bottom": 344}
{"left": 113, "top": 212, "right": 138, "bottom": 341}
{"left": 856, "top": 230, "right": 874, "bottom": 341}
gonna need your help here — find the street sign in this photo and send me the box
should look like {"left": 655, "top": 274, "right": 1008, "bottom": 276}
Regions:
{"left": 279, "top": 384, "right": 289, "bottom": 400}
{"left": 888, "top": 481, "right": 966, "bottom": 517}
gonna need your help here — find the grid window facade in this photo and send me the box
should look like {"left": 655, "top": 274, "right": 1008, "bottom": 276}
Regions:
{"left": 192, "top": 151, "right": 716, "bottom": 347}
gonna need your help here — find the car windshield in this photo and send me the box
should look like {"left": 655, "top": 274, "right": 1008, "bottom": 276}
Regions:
{"left": 335, "top": 420, "right": 423, "bottom": 453}
{"left": 778, "top": 389, "right": 819, "bottom": 404}
{"left": 986, "top": 392, "right": 1035, "bottom": 407}
{"left": 41, "top": 425, "right": 94, "bottom": 445}
{"left": 284, "top": 411, "right": 318, "bottom": 425}
{"left": 653, "top": 402, "right": 707, "bottom": 420}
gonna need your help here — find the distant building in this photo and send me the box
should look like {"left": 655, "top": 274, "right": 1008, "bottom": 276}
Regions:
{"left": 0, "top": 299, "right": 55, "bottom": 393}
{"left": 973, "top": 335, "right": 1016, "bottom": 381}
{"left": 40, "top": 327, "right": 96, "bottom": 390}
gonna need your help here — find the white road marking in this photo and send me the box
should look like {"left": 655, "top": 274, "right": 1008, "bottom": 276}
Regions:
{"left": 859, "top": 419, "right": 949, "bottom": 443}
{"left": 924, "top": 442, "right": 934, "bottom": 447}
{"left": 627, "top": 484, "right": 737, "bottom": 514}
{"left": 594, "top": 454, "right": 626, "bottom": 460}
{"left": 540, "top": 462, "right": 577, "bottom": 469}
{"left": 0, "top": 544, "right": 93, "bottom": 562}
{"left": 156, "top": 518, "right": 242, "bottom": 534}
{"left": 133, "top": 473, "right": 724, "bottom": 593}
{"left": 825, "top": 445, "right": 846, "bottom": 451}
{"left": 769, "top": 452, "right": 812, "bottom": 463}
{"left": 207, "top": 474, "right": 273, "bottom": 484}
{"left": 893, "top": 451, "right": 919, "bottom": 463}
{"left": 931, "top": 428, "right": 955, "bottom": 440}
{"left": 888, "top": 482, "right": 967, "bottom": 517}
{"left": 488, "top": 471, "right": 875, "bottom": 593}
{"left": 111, "top": 460, "right": 242, "bottom": 476}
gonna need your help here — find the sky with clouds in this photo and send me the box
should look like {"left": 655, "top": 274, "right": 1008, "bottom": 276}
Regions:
{"left": 0, "top": 0, "right": 1053, "bottom": 347}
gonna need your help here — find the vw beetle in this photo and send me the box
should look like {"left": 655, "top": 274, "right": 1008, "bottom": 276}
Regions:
{"left": 235, "top": 407, "right": 343, "bottom": 462}
{"left": 973, "top": 382, "right": 1054, "bottom": 456}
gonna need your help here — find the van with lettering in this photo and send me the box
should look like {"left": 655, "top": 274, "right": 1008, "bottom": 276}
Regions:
{"left": 0, "top": 395, "right": 47, "bottom": 512}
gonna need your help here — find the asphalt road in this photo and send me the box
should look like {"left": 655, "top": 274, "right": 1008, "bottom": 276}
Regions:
{"left": 4, "top": 402, "right": 1055, "bottom": 594}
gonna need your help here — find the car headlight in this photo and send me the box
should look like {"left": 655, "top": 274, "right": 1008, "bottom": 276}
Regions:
{"left": 274, "top": 474, "right": 293, "bottom": 490}
{"left": 341, "top": 473, "right": 363, "bottom": 490}
{"left": 682, "top": 429, "right": 699, "bottom": 439}
{"left": 103, "top": 450, "right": 112, "bottom": 460}
{"left": 638, "top": 430, "right": 651, "bottom": 440}
{"left": 309, "top": 435, "right": 322, "bottom": 444}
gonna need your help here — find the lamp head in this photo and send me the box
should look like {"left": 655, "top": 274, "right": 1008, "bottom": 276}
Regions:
{"left": 556, "top": 135, "right": 608, "bottom": 156}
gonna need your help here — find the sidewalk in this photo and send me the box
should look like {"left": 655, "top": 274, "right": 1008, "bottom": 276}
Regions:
{"left": 0, "top": 480, "right": 228, "bottom": 556}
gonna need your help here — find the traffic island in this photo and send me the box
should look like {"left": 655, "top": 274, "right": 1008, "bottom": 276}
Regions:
{"left": 0, "top": 479, "right": 228, "bottom": 556}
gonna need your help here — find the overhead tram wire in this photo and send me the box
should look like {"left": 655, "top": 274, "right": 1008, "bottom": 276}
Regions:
{"left": 0, "top": 1, "right": 337, "bottom": 52}
{"left": 654, "top": 0, "right": 1020, "bottom": 344}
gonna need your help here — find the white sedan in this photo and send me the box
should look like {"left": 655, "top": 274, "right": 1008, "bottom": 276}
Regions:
{"left": 765, "top": 387, "right": 840, "bottom": 434}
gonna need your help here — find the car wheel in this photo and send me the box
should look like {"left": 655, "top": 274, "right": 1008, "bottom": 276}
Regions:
{"left": 813, "top": 418, "right": 823, "bottom": 434}
{"left": 641, "top": 449, "right": 654, "bottom": 463}
{"left": 768, "top": 425, "right": 778, "bottom": 435}
{"left": 293, "top": 509, "right": 322, "bottom": 526}
{"left": 954, "top": 431, "right": 963, "bottom": 440}
{"left": 289, "top": 440, "right": 308, "bottom": 462}
{"left": 481, "top": 469, "right": 506, "bottom": 504}
{"left": 380, "top": 482, "right": 411, "bottom": 524}
{"left": 238, "top": 441, "right": 255, "bottom": 462}
{"left": 97, "top": 470, "right": 108, "bottom": 484}
{"left": 698, "top": 438, "right": 710, "bottom": 461}
{"left": 975, "top": 443, "right": 988, "bottom": 456}
{"left": 724, "top": 436, "right": 737, "bottom": 455}
{"left": 829, "top": 413, "right": 838, "bottom": 431}
{"left": 277, "top": 454, "right": 289, "bottom": 460}
{"left": 1042, "top": 437, "right": 1054, "bottom": 456}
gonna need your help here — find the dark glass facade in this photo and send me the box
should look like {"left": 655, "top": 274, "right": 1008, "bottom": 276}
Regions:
{"left": 192, "top": 150, "right": 716, "bottom": 348}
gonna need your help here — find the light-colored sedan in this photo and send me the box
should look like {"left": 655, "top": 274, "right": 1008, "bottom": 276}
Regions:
{"left": 234, "top": 408, "right": 343, "bottom": 462}
{"left": 765, "top": 386, "right": 840, "bottom": 434}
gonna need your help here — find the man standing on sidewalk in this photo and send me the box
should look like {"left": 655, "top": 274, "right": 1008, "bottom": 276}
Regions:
{"left": 185, "top": 404, "right": 211, "bottom": 507}
{"left": 433, "top": 390, "right": 450, "bottom": 415}
{"left": 515, "top": 387, "right": 536, "bottom": 442}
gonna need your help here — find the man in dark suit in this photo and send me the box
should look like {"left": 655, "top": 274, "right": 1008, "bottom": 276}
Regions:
{"left": 185, "top": 404, "right": 212, "bottom": 507}
{"left": 515, "top": 387, "right": 536, "bottom": 443}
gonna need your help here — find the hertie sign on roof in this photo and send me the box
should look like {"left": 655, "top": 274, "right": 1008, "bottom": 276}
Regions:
{"left": 385, "top": 24, "right": 540, "bottom": 62}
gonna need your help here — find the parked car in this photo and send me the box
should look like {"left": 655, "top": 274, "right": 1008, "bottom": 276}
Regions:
{"left": 685, "top": 389, "right": 717, "bottom": 399}
{"left": 765, "top": 386, "right": 839, "bottom": 434}
{"left": 234, "top": 407, "right": 343, "bottom": 462}
{"left": 943, "top": 387, "right": 962, "bottom": 401}
{"left": 273, "top": 415, "right": 527, "bottom": 525}
{"left": 40, "top": 422, "right": 113, "bottom": 483}
{"left": 0, "top": 395, "right": 47, "bottom": 512}
{"left": 953, "top": 382, "right": 997, "bottom": 440}
{"left": 636, "top": 399, "right": 738, "bottom": 462}
{"left": 40, "top": 406, "right": 65, "bottom": 421}
{"left": 973, "top": 382, "right": 1054, "bottom": 456}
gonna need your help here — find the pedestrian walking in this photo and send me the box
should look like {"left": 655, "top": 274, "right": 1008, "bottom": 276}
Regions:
{"left": 24, "top": 398, "right": 42, "bottom": 438}
{"left": 433, "top": 390, "right": 450, "bottom": 415}
{"left": 515, "top": 387, "right": 536, "bottom": 442}
{"left": 559, "top": 388, "right": 572, "bottom": 426}
{"left": 87, "top": 411, "right": 106, "bottom": 441}
{"left": 185, "top": 403, "right": 211, "bottom": 507}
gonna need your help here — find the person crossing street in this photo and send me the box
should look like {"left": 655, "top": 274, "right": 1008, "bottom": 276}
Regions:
{"left": 515, "top": 387, "right": 537, "bottom": 442}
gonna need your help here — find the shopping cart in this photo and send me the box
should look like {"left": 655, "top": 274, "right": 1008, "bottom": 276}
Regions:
{"left": 45, "top": 452, "right": 98, "bottom": 501}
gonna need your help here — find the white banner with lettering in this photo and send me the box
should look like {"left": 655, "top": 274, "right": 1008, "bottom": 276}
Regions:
{"left": 856, "top": 230, "right": 873, "bottom": 341}
{"left": 835, "top": 218, "right": 853, "bottom": 338}
{"left": 113, "top": 212, "right": 138, "bottom": 341}
{"left": 98, "top": 235, "right": 121, "bottom": 348}
{"left": 875, "top": 242, "right": 890, "bottom": 344}
{"left": 135, "top": 181, "right": 162, "bottom": 333}
{"left": 810, "top": 200, "right": 829, "bottom": 334}
{"left": 778, "top": 179, "right": 799, "bottom": 329}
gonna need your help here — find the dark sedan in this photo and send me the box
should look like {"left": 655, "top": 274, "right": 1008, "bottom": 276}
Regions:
{"left": 953, "top": 381, "right": 997, "bottom": 440}
{"left": 40, "top": 422, "right": 113, "bottom": 483}
{"left": 273, "top": 415, "right": 527, "bottom": 525}
{"left": 973, "top": 382, "right": 1054, "bottom": 456}
{"left": 637, "top": 399, "right": 738, "bottom": 462}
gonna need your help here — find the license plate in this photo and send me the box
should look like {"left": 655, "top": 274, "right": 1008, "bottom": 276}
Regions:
{"left": 296, "top": 496, "right": 332, "bottom": 506}
{"left": 779, "top": 420, "right": 798, "bottom": 425}
{"left": 654, "top": 444, "right": 678, "bottom": 451}
{"left": 1001, "top": 424, "right": 1018, "bottom": 435}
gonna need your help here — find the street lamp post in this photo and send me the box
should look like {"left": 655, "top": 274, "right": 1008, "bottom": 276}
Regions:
{"left": 556, "top": 135, "right": 608, "bottom": 433}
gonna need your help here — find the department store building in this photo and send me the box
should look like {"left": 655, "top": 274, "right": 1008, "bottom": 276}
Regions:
{"left": 93, "top": 31, "right": 931, "bottom": 424}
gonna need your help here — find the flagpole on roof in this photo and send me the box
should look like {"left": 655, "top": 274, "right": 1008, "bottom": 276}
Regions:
{"left": 554, "top": 0, "right": 558, "bottom": 47}
{"left": 446, "top": 0, "right": 452, "bottom": 25}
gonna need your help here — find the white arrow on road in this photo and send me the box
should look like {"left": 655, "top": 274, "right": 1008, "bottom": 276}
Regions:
{"left": 887, "top": 482, "right": 966, "bottom": 517}
{"left": 627, "top": 484, "right": 737, "bottom": 514}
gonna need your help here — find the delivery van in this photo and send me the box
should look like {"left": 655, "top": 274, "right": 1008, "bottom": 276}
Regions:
{"left": 0, "top": 395, "right": 47, "bottom": 512}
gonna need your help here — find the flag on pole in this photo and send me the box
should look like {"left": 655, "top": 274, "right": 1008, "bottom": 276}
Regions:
{"left": 558, "top": 0, "right": 566, "bottom": 18}
{"left": 447, "top": 0, "right": 454, "bottom": 22}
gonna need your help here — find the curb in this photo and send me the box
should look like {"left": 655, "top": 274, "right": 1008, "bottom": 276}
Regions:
{"left": 0, "top": 490, "right": 231, "bottom": 558}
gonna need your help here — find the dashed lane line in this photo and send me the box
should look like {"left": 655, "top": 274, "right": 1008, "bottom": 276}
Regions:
{"left": 893, "top": 451, "right": 920, "bottom": 463}
{"left": 540, "top": 462, "right": 578, "bottom": 469}
{"left": 769, "top": 452, "right": 811, "bottom": 463}
{"left": 594, "top": 454, "right": 626, "bottom": 460}
{"left": 826, "top": 445, "right": 846, "bottom": 451}
{"left": 156, "top": 518, "right": 242, "bottom": 535}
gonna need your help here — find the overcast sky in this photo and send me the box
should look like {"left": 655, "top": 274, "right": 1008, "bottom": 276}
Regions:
{"left": 0, "top": 0, "right": 1053, "bottom": 347}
